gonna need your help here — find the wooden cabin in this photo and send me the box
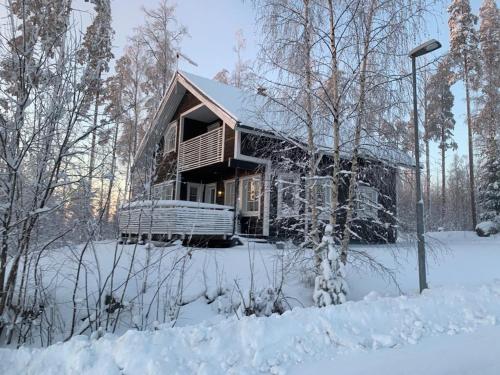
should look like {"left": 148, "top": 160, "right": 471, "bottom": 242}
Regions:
{"left": 119, "top": 71, "right": 413, "bottom": 245}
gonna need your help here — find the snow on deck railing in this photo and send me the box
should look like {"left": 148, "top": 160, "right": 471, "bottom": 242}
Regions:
{"left": 120, "top": 199, "right": 234, "bottom": 211}
{"left": 119, "top": 200, "right": 234, "bottom": 236}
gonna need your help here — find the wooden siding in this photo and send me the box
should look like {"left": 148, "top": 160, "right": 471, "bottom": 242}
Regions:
{"left": 172, "top": 91, "right": 201, "bottom": 120}
{"left": 239, "top": 131, "right": 398, "bottom": 243}
{"left": 224, "top": 125, "right": 235, "bottom": 160}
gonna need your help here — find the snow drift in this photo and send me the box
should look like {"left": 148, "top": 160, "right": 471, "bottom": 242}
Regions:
{"left": 1, "top": 281, "right": 500, "bottom": 375}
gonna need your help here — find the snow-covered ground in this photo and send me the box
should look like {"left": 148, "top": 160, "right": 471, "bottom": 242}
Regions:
{"left": 1, "top": 231, "right": 499, "bottom": 374}
{"left": 2, "top": 280, "right": 500, "bottom": 374}
{"left": 290, "top": 325, "right": 500, "bottom": 375}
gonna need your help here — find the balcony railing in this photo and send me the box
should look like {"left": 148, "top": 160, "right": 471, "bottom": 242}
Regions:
{"left": 119, "top": 200, "right": 234, "bottom": 238}
{"left": 178, "top": 126, "right": 223, "bottom": 172}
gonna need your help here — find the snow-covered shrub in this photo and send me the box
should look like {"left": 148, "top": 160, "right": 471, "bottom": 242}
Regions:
{"left": 476, "top": 217, "right": 500, "bottom": 237}
{"left": 214, "top": 292, "right": 237, "bottom": 315}
{"left": 204, "top": 287, "right": 239, "bottom": 315}
{"left": 239, "top": 287, "right": 286, "bottom": 317}
{"left": 313, "top": 225, "right": 348, "bottom": 307}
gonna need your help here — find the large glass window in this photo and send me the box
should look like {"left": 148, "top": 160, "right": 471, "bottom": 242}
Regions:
{"left": 152, "top": 181, "right": 174, "bottom": 200}
{"left": 356, "top": 185, "right": 379, "bottom": 219}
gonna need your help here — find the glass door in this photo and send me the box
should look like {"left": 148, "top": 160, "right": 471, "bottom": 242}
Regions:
{"left": 187, "top": 183, "right": 203, "bottom": 202}
{"left": 204, "top": 183, "right": 217, "bottom": 204}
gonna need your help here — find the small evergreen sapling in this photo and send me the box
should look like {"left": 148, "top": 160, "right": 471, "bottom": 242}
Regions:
{"left": 313, "top": 225, "right": 348, "bottom": 307}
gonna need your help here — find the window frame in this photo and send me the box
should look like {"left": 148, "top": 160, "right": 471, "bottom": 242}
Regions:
{"left": 204, "top": 183, "right": 217, "bottom": 204}
{"left": 164, "top": 121, "right": 177, "bottom": 155}
{"left": 355, "top": 184, "right": 379, "bottom": 220}
{"left": 152, "top": 180, "right": 174, "bottom": 201}
{"left": 187, "top": 182, "right": 203, "bottom": 202}
{"left": 224, "top": 179, "right": 236, "bottom": 207}
{"left": 240, "top": 175, "right": 261, "bottom": 217}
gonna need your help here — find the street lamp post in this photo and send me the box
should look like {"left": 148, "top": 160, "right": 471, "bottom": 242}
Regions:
{"left": 409, "top": 39, "right": 441, "bottom": 293}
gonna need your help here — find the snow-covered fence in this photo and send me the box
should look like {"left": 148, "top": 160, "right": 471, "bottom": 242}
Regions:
{"left": 119, "top": 200, "right": 234, "bottom": 238}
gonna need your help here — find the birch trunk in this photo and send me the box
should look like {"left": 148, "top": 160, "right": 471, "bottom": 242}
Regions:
{"left": 327, "top": 0, "right": 341, "bottom": 233}
{"left": 340, "top": 1, "right": 375, "bottom": 264}
{"left": 304, "top": 0, "right": 319, "bottom": 246}
{"left": 88, "top": 71, "right": 102, "bottom": 219}
{"left": 441, "top": 126, "right": 446, "bottom": 227}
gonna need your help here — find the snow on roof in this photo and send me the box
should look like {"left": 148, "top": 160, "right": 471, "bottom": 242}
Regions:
{"left": 132, "top": 71, "right": 414, "bottom": 168}
{"left": 181, "top": 71, "right": 414, "bottom": 167}
{"left": 180, "top": 71, "right": 264, "bottom": 127}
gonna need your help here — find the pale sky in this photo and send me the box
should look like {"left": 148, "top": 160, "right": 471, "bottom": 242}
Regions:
{"left": 111, "top": 0, "right": 257, "bottom": 77}
{"left": 109, "top": 0, "right": 485, "bottom": 174}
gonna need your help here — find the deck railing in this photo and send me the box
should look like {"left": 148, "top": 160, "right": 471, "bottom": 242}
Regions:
{"left": 178, "top": 126, "right": 223, "bottom": 172}
{"left": 119, "top": 200, "right": 234, "bottom": 238}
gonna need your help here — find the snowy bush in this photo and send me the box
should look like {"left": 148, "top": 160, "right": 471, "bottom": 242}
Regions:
{"left": 313, "top": 225, "right": 348, "bottom": 307}
{"left": 476, "top": 216, "right": 500, "bottom": 237}
{"left": 238, "top": 287, "right": 286, "bottom": 317}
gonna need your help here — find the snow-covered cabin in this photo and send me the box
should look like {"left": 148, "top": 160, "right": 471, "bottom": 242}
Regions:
{"left": 119, "top": 71, "right": 413, "bottom": 245}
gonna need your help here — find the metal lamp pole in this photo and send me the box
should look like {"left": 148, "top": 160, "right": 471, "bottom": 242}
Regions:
{"left": 409, "top": 39, "right": 441, "bottom": 293}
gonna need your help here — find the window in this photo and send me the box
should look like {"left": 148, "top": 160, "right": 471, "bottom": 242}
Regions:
{"left": 205, "top": 183, "right": 217, "bottom": 204}
{"left": 187, "top": 183, "right": 203, "bottom": 202}
{"left": 241, "top": 176, "right": 261, "bottom": 216}
{"left": 164, "top": 121, "right": 177, "bottom": 154}
{"left": 277, "top": 174, "right": 300, "bottom": 218}
{"left": 152, "top": 181, "right": 174, "bottom": 200}
{"left": 356, "top": 185, "right": 379, "bottom": 219}
{"left": 224, "top": 180, "right": 235, "bottom": 206}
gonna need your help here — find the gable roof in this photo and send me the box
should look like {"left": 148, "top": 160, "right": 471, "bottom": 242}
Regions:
{"left": 179, "top": 71, "right": 260, "bottom": 126}
{"left": 134, "top": 71, "right": 415, "bottom": 169}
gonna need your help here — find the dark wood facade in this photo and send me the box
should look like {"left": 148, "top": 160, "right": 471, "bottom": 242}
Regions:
{"left": 130, "top": 72, "right": 400, "bottom": 244}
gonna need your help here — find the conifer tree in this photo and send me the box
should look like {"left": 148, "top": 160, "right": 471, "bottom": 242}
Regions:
{"left": 476, "top": 0, "right": 500, "bottom": 223}
{"left": 78, "top": 0, "right": 114, "bottom": 219}
{"left": 477, "top": 0, "right": 499, "bottom": 141}
{"left": 448, "top": 0, "right": 481, "bottom": 228}
{"left": 426, "top": 59, "right": 457, "bottom": 227}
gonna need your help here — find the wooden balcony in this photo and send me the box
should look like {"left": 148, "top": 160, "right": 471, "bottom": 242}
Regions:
{"left": 178, "top": 127, "right": 223, "bottom": 172}
{"left": 119, "top": 200, "right": 234, "bottom": 239}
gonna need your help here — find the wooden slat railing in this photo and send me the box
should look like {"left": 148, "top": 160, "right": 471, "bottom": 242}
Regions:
{"left": 178, "top": 127, "right": 223, "bottom": 172}
{"left": 119, "top": 200, "right": 234, "bottom": 237}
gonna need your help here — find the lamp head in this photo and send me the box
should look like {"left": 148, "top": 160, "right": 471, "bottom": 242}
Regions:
{"left": 409, "top": 39, "right": 442, "bottom": 58}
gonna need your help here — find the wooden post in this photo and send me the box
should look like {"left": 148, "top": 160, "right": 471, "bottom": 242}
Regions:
{"left": 233, "top": 168, "right": 239, "bottom": 235}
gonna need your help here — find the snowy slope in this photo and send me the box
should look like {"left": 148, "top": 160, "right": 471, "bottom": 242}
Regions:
{"left": 1, "top": 281, "right": 500, "bottom": 374}
{"left": 291, "top": 326, "right": 500, "bottom": 375}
